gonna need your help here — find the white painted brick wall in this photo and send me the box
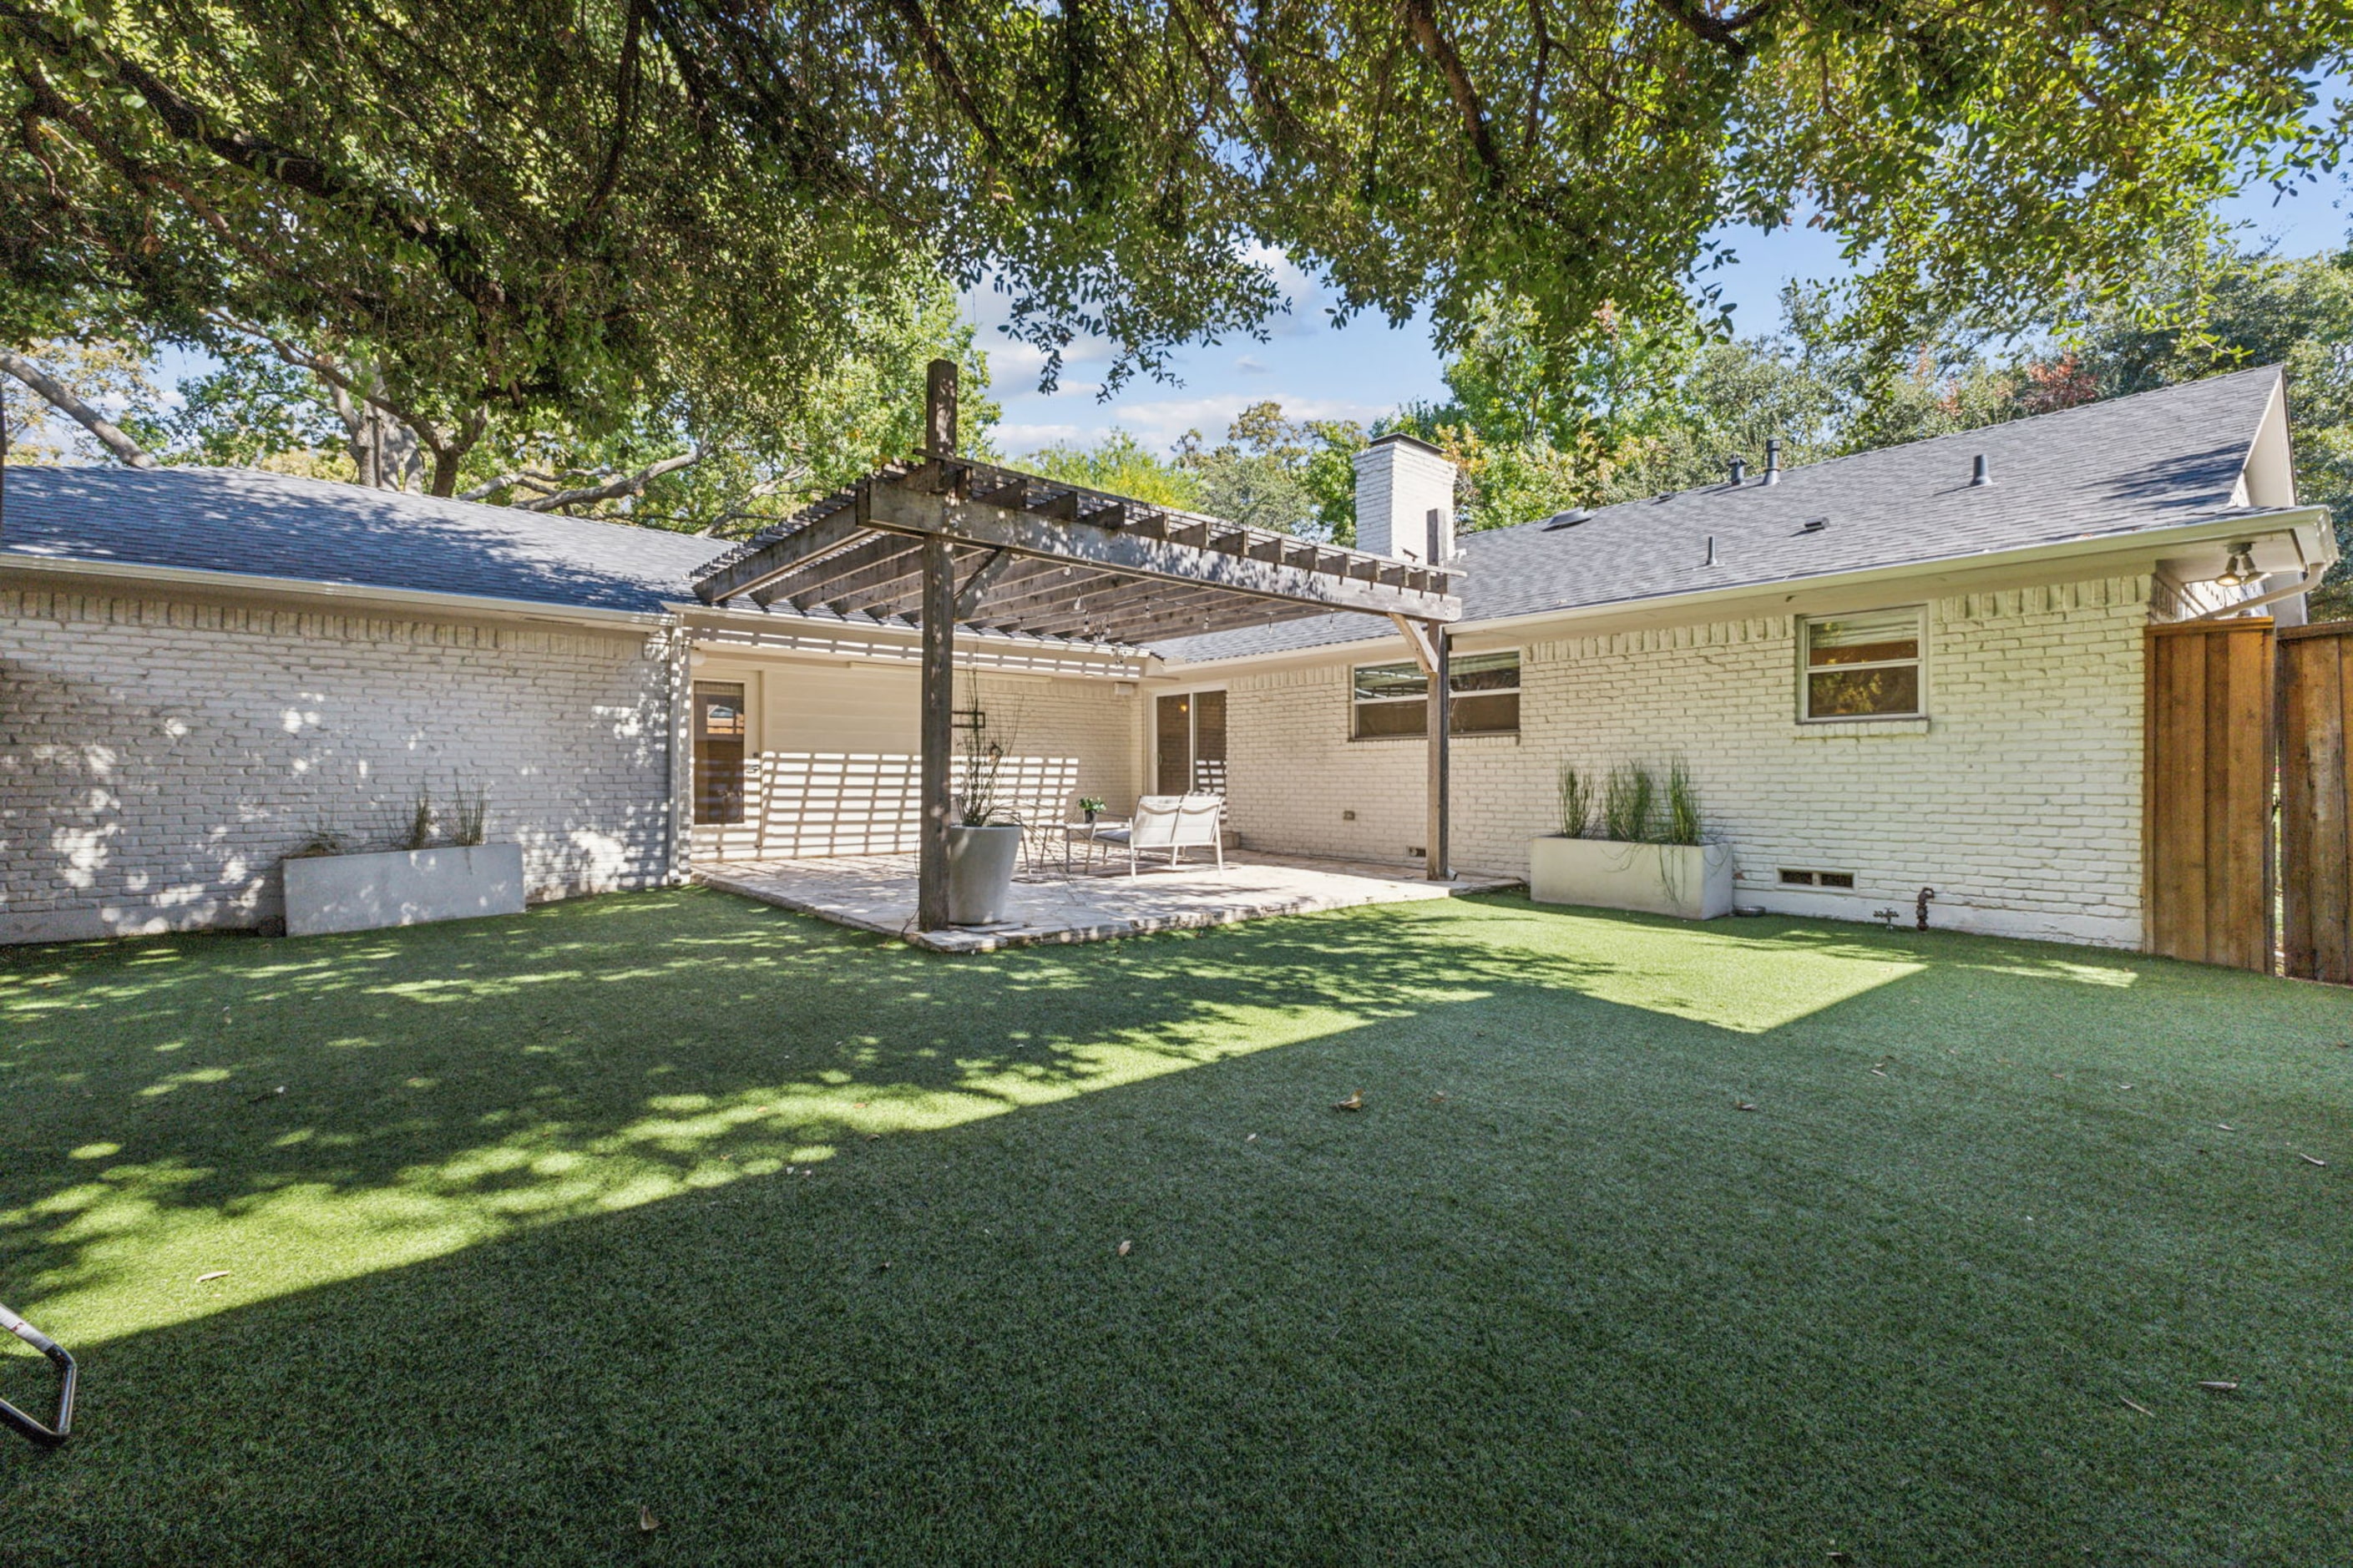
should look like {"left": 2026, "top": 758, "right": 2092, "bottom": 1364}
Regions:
{"left": 1221, "top": 575, "right": 2153, "bottom": 947}
{"left": 1, "top": 587, "right": 676, "bottom": 943}
{"left": 687, "top": 656, "right": 1141, "bottom": 861}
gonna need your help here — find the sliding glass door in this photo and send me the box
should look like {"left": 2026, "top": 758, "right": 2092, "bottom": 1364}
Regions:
{"left": 1155, "top": 691, "right": 1227, "bottom": 796}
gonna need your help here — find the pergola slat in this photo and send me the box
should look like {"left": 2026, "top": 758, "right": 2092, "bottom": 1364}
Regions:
{"left": 703, "top": 508, "right": 868, "bottom": 604}
{"left": 755, "top": 531, "right": 908, "bottom": 608}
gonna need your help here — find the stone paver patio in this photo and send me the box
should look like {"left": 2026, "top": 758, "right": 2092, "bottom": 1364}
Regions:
{"left": 695, "top": 850, "right": 1521, "bottom": 952}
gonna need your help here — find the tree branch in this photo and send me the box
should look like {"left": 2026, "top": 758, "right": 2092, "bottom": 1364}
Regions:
{"left": 457, "top": 468, "right": 559, "bottom": 502}
{"left": 0, "top": 349, "right": 157, "bottom": 467}
{"left": 510, "top": 449, "right": 701, "bottom": 511}
{"left": 888, "top": 0, "right": 1014, "bottom": 169}
{"left": 578, "top": 0, "right": 645, "bottom": 227}
{"left": 205, "top": 311, "right": 448, "bottom": 455}
{"left": 1647, "top": 0, "right": 1776, "bottom": 61}
{"left": 1399, "top": 0, "right": 1504, "bottom": 183}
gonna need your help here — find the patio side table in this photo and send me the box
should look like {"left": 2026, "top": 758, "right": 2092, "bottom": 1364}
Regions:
{"left": 1060, "top": 817, "right": 1128, "bottom": 877}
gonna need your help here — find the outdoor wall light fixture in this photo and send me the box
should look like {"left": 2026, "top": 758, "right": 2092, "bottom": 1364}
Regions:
{"left": 2216, "top": 544, "right": 2260, "bottom": 589}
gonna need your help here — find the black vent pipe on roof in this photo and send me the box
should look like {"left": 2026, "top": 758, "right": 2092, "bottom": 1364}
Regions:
{"left": 1971, "top": 453, "right": 1991, "bottom": 487}
{"left": 1763, "top": 438, "right": 1782, "bottom": 485}
{"left": 1728, "top": 456, "right": 1747, "bottom": 484}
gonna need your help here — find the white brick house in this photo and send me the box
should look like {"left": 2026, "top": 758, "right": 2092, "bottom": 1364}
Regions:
{"left": 0, "top": 366, "right": 2333, "bottom": 948}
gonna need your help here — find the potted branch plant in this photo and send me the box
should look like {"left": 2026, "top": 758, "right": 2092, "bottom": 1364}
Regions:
{"left": 1526, "top": 759, "right": 1733, "bottom": 919}
{"left": 281, "top": 778, "right": 524, "bottom": 936}
{"left": 945, "top": 708, "right": 1025, "bottom": 926}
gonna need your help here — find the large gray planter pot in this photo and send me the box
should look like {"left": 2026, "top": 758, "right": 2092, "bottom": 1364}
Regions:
{"left": 1526, "top": 837, "right": 1733, "bottom": 920}
{"left": 282, "top": 844, "right": 526, "bottom": 937}
{"left": 945, "top": 824, "right": 1024, "bottom": 925}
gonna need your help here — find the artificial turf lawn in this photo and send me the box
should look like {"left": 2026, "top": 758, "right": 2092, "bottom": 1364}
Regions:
{"left": 1, "top": 888, "right": 2348, "bottom": 1565}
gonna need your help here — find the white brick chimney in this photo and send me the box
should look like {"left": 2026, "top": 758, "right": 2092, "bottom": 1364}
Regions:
{"left": 1353, "top": 432, "right": 1456, "bottom": 564}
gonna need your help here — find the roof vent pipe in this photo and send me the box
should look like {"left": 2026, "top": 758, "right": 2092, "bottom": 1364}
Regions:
{"left": 1728, "top": 456, "right": 1747, "bottom": 484}
{"left": 1763, "top": 438, "right": 1782, "bottom": 485}
{"left": 1971, "top": 453, "right": 1991, "bottom": 488}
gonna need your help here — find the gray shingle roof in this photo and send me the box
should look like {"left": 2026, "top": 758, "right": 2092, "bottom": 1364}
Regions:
{"left": 1154, "top": 364, "right": 2292, "bottom": 665}
{"left": 0, "top": 367, "right": 2294, "bottom": 644}
{"left": 0, "top": 465, "right": 727, "bottom": 615}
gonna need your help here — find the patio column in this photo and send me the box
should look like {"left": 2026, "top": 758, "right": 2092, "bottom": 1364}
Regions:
{"left": 916, "top": 360, "right": 959, "bottom": 931}
{"left": 1426, "top": 620, "right": 1450, "bottom": 881}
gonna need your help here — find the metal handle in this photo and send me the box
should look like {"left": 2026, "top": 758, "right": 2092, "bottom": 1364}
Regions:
{"left": 0, "top": 1303, "right": 75, "bottom": 1449}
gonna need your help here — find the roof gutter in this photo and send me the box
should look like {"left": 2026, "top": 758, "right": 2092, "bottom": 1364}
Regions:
{"left": 0, "top": 549, "right": 673, "bottom": 629}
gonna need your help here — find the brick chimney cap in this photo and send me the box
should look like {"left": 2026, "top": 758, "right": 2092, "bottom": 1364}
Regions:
{"left": 1364, "top": 431, "right": 1450, "bottom": 459}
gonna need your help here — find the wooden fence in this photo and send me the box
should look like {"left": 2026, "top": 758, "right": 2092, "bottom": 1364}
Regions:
{"left": 2144, "top": 620, "right": 2275, "bottom": 972}
{"left": 2280, "top": 623, "right": 2353, "bottom": 983}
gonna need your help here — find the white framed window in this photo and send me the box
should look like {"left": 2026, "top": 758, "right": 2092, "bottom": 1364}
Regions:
{"left": 1351, "top": 650, "right": 1520, "bottom": 739}
{"left": 1800, "top": 608, "right": 1925, "bottom": 721}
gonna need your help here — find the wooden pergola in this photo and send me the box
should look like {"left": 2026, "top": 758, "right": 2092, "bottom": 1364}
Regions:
{"left": 693, "top": 362, "right": 1465, "bottom": 929}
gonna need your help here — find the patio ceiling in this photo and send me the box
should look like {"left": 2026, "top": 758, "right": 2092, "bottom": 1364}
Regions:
{"left": 691, "top": 459, "right": 1464, "bottom": 646}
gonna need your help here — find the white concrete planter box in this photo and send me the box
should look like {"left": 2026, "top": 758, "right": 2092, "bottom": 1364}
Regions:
{"left": 1526, "top": 837, "right": 1735, "bottom": 920}
{"left": 282, "top": 845, "right": 526, "bottom": 937}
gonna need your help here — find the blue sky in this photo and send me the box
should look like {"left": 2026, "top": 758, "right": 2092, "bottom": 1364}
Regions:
{"left": 979, "top": 173, "right": 2353, "bottom": 459}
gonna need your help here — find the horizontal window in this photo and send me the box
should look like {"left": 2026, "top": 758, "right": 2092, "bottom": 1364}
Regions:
{"left": 1802, "top": 609, "right": 1924, "bottom": 721}
{"left": 1352, "top": 651, "right": 1520, "bottom": 739}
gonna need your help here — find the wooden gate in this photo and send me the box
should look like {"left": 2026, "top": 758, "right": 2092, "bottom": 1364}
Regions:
{"left": 2280, "top": 623, "right": 2353, "bottom": 982}
{"left": 2145, "top": 620, "right": 2275, "bottom": 971}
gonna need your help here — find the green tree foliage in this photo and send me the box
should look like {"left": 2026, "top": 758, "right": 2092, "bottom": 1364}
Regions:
{"left": 1389, "top": 293, "right": 1716, "bottom": 528}
{"left": 154, "top": 346, "right": 352, "bottom": 475}
{"left": 1023, "top": 431, "right": 1203, "bottom": 512}
{"left": 1604, "top": 286, "right": 2038, "bottom": 498}
{"left": 1019, "top": 404, "right": 1364, "bottom": 539}
{"left": 8, "top": 0, "right": 2349, "bottom": 475}
{"left": 2066, "top": 243, "right": 2353, "bottom": 615}
{"left": 3, "top": 278, "right": 997, "bottom": 535}
{"left": 0, "top": 0, "right": 977, "bottom": 496}
{"left": 1176, "top": 401, "right": 1364, "bottom": 539}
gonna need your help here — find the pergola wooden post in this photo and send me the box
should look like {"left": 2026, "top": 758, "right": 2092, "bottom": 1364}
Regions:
{"left": 693, "top": 362, "right": 1462, "bottom": 933}
{"left": 1427, "top": 611, "right": 1450, "bottom": 882}
{"left": 916, "top": 361, "right": 959, "bottom": 931}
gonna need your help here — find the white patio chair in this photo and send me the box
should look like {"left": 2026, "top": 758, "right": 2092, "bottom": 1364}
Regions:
{"left": 1096, "top": 793, "right": 1226, "bottom": 877}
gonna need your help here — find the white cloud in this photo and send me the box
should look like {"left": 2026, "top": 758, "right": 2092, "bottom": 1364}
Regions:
{"left": 984, "top": 340, "right": 1055, "bottom": 378}
{"left": 996, "top": 422, "right": 1086, "bottom": 451}
{"left": 1234, "top": 355, "right": 1270, "bottom": 375}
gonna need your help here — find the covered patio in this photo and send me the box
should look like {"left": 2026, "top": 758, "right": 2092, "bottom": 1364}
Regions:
{"left": 694, "top": 849, "right": 1521, "bottom": 953}
{"left": 691, "top": 361, "right": 1466, "bottom": 941}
